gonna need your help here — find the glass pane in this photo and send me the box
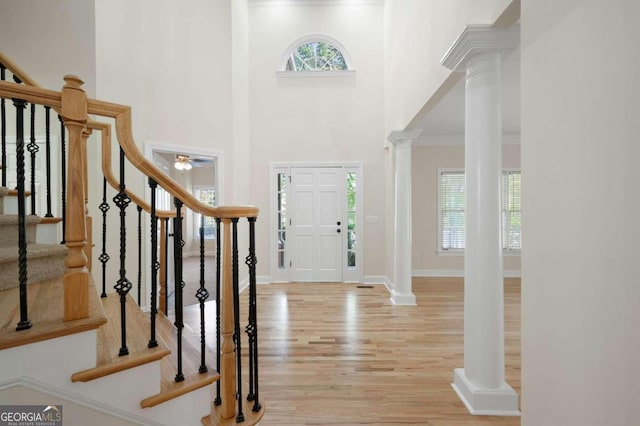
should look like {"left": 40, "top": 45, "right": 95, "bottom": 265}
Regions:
{"left": 348, "top": 230, "right": 356, "bottom": 250}
{"left": 278, "top": 251, "right": 285, "bottom": 269}
{"left": 347, "top": 172, "right": 356, "bottom": 211}
{"left": 347, "top": 212, "right": 356, "bottom": 231}
{"left": 292, "top": 41, "right": 348, "bottom": 71}
{"left": 348, "top": 252, "right": 356, "bottom": 268}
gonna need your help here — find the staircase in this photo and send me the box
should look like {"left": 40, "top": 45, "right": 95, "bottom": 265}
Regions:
{"left": 0, "top": 53, "right": 265, "bottom": 425}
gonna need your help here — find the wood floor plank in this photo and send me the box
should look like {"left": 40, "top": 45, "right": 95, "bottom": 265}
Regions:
{"left": 185, "top": 278, "right": 521, "bottom": 426}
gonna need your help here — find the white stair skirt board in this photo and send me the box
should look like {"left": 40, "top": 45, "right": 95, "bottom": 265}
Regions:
{"left": 35, "top": 222, "right": 58, "bottom": 244}
{"left": 451, "top": 368, "right": 520, "bottom": 416}
{"left": 390, "top": 289, "right": 416, "bottom": 306}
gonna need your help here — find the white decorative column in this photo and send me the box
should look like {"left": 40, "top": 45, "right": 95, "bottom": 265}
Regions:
{"left": 441, "top": 25, "right": 520, "bottom": 415}
{"left": 388, "top": 129, "right": 422, "bottom": 305}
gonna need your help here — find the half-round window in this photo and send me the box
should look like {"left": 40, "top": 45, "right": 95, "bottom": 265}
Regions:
{"left": 279, "top": 35, "right": 354, "bottom": 75}
{"left": 286, "top": 41, "right": 348, "bottom": 71}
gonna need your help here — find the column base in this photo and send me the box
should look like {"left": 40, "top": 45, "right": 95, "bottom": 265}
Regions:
{"left": 451, "top": 368, "right": 520, "bottom": 416}
{"left": 390, "top": 290, "right": 416, "bottom": 306}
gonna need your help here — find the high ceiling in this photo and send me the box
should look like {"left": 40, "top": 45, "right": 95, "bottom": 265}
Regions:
{"left": 412, "top": 47, "right": 521, "bottom": 145}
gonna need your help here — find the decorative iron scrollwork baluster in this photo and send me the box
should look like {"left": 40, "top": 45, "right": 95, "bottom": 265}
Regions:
{"left": 245, "top": 217, "right": 261, "bottom": 411}
{"left": 231, "top": 218, "right": 244, "bottom": 422}
{"left": 98, "top": 178, "right": 110, "bottom": 298}
{"left": 14, "top": 96, "right": 31, "bottom": 331}
{"left": 27, "top": 103, "right": 38, "bottom": 215}
{"left": 113, "top": 148, "right": 132, "bottom": 356}
{"left": 137, "top": 204, "right": 142, "bottom": 305}
{"left": 1, "top": 63, "right": 6, "bottom": 187}
{"left": 197, "top": 214, "right": 210, "bottom": 373}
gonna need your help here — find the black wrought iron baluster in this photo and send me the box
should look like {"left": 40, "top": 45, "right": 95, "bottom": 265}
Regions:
{"left": 137, "top": 204, "right": 142, "bottom": 305}
{"left": 59, "top": 114, "right": 66, "bottom": 244}
{"left": 245, "top": 217, "right": 261, "bottom": 412}
{"left": 27, "top": 103, "right": 38, "bottom": 215}
{"left": 113, "top": 147, "right": 132, "bottom": 356}
{"left": 231, "top": 218, "right": 244, "bottom": 422}
{"left": 197, "top": 214, "right": 210, "bottom": 373}
{"left": 148, "top": 178, "right": 159, "bottom": 348}
{"left": 173, "top": 198, "right": 185, "bottom": 382}
{"left": 164, "top": 218, "right": 169, "bottom": 315}
{"left": 14, "top": 96, "right": 31, "bottom": 331}
{"left": 44, "top": 106, "right": 52, "bottom": 217}
{"left": 214, "top": 217, "right": 222, "bottom": 406}
{"left": 98, "top": 178, "right": 110, "bottom": 298}
{"left": 1, "top": 64, "right": 6, "bottom": 187}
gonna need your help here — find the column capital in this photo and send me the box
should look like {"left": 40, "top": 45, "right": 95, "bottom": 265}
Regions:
{"left": 387, "top": 129, "right": 422, "bottom": 146}
{"left": 441, "top": 24, "right": 519, "bottom": 72}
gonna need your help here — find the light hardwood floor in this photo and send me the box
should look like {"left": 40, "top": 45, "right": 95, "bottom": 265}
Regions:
{"left": 183, "top": 277, "right": 521, "bottom": 426}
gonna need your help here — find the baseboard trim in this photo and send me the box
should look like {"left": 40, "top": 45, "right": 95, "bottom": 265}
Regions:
{"left": 257, "top": 275, "right": 271, "bottom": 285}
{"left": 412, "top": 270, "right": 521, "bottom": 278}
{"left": 451, "top": 368, "right": 520, "bottom": 416}
{"left": 0, "top": 377, "right": 165, "bottom": 426}
{"left": 184, "top": 251, "right": 216, "bottom": 258}
{"left": 362, "top": 275, "right": 393, "bottom": 295}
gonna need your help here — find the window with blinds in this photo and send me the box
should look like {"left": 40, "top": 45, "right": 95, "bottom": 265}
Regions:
{"left": 438, "top": 169, "right": 522, "bottom": 252}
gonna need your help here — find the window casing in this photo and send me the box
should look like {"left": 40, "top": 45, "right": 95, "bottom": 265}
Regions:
{"left": 438, "top": 169, "right": 522, "bottom": 253}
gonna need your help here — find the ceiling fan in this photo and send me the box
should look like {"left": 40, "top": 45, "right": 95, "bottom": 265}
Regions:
{"left": 174, "top": 154, "right": 215, "bottom": 171}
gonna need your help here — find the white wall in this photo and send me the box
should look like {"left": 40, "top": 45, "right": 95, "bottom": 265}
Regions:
{"left": 412, "top": 144, "right": 521, "bottom": 275}
{"left": 521, "top": 1, "right": 640, "bottom": 425}
{"left": 0, "top": 0, "right": 96, "bottom": 96}
{"left": 383, "top": 0, "right": 512, "bottom": 132}
{"left": 249, "top": 3, "right": 386, "bottom": 279}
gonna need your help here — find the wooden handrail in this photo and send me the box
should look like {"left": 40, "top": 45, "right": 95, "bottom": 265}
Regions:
{"left": 0, "top": 51, "right": 41, "bottom": 88}
{"left": 87, "top": 120, "right": 175, "bottom": 219}
{"left": 87, "top": 98, "right": 259, "bottom": 219}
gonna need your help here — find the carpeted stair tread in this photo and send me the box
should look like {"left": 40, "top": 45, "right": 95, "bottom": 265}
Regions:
{"left": 0, "top": 215, "right": 41, "bottom": 248}
{"left": 0, "top": 244, "right": 68, "bottom": 291}
{"left": 0, "top": 243, "right": 67, "bottom": 263}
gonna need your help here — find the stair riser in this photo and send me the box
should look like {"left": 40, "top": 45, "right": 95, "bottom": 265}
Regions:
{"left": 2, "top": 196, "right": 27, "bottom": 216}
{"left": 0, "top": 252, "right": 66, "bottom": 291}
{"left": 0, "top": 222, "right": 38, "bottom": 248}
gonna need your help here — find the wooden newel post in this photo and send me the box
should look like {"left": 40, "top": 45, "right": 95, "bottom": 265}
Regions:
{"left": 61, "top": 75, "right": 89, "bottom": 321}
{"left": 220, "top": 218, "right": 237, "bottom": 419}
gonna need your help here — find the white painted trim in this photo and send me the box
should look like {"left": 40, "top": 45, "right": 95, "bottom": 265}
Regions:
{"left": 412, "top": 270, "right": 521, "bottom": 278}
{"left": 279, "top": 33, "right": 355, "bottom": 71}
{"left": 363, "top": 275, "right": 393, "bottom": 295}
{"left": 0, "top": 377, "right": 164, "bottom": 426}
{"left": 390, "top": 290, "right": 416, "bottom": 306}
{"left": 250, "top": 0, "right": 382, "bottom": 6}
{"left": 387, "top": 129, "right": 423, "bottom": 145}
{"left": 441, "top": 25, "right": 520, "bottom": 72}
{"left": 277, "top": 70, "right": 356, "bottom": 78}
{"left": 257, "top": 275, "right": 272, "bottom": 284}
{"left": 452, "top": 368, "right": 520, "bottom": 416}
{"left": 269, "top": 162, "right": 365, "bottom": 283}
{"left": 239, "top": 277, "right": 250, "bottom": 294}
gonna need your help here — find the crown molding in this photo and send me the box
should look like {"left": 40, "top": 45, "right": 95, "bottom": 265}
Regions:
{"left": 387, "top": 129, "right": 423, "bottom": 146}
{"left": 441, "top": 24, "right": 520, "bottom": 71}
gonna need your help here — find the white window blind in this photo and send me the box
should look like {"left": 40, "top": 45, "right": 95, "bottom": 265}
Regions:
{"left": 439, "top": 169, "right": 522, "bottom": 252}
{"left": 439, "top": 171, "right": 466, "bottom": 250}
{"left": 502, "top": 171, "right": 522, "bottom": 251}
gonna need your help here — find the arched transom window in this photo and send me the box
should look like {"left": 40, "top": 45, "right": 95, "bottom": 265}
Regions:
{"left": 280, "top": 35, "right": 354, "bottom": 74}
{"left": 286, "top": 41, "right": 348, "bottom": 71}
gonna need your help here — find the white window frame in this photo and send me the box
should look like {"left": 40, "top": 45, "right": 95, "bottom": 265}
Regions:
{"left": 277, "top": 34, "right": 356, "bottom": 77}
{"left": 437, "top": 168, "right": 522, "bottom": 256}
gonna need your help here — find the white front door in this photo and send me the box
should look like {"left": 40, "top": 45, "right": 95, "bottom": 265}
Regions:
{"left": 290, "top": 167, "right": 343, "bottom": 282}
